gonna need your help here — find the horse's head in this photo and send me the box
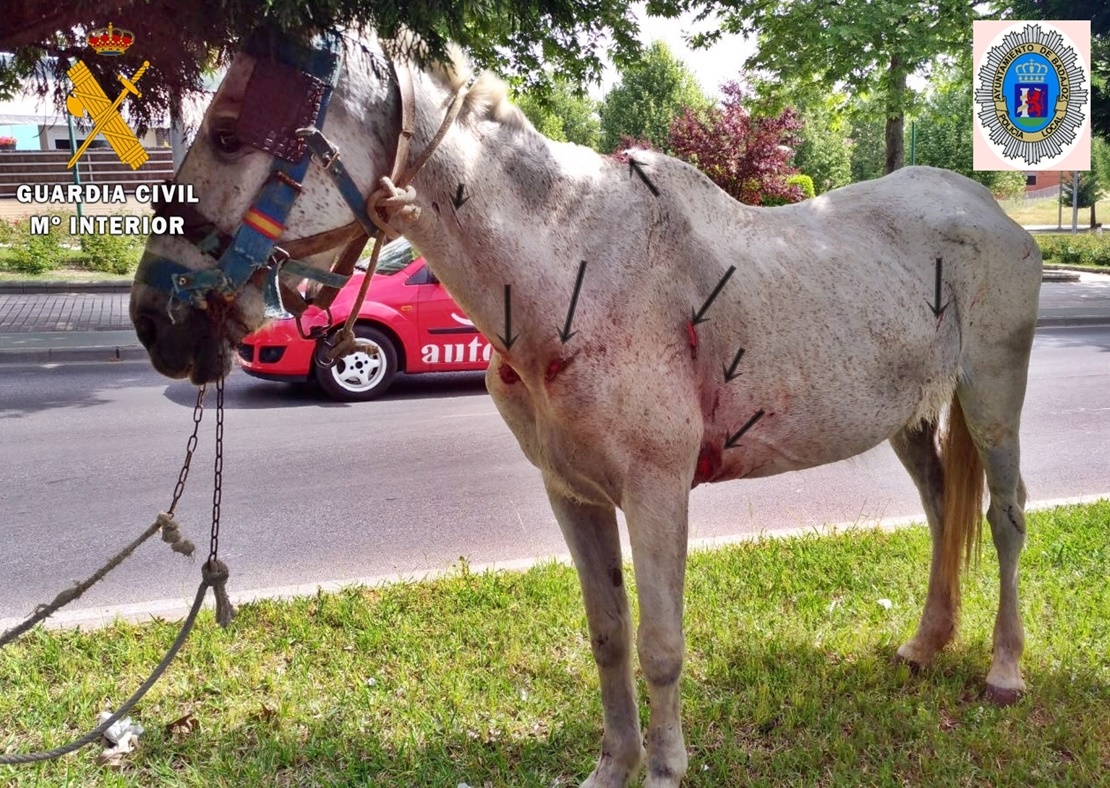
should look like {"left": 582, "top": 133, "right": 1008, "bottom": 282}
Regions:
{"left": 130, "top": 30, "right": 406, "bottom": 383}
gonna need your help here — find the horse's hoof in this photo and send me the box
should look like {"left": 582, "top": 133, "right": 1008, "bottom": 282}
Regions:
{"left": 891, "top": 651, "right": 923, "bottom": 675}
{"left": 985, "top": 683, "right": 1024, "bottom": 706}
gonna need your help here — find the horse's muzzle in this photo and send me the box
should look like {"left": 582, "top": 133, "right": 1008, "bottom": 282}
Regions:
{"left": 131, "top": 288, "right": 233, "bottom": 384}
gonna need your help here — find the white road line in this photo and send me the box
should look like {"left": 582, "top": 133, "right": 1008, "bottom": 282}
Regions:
{"left": 3, "top": 492, "right": 1107, "bottom": 633}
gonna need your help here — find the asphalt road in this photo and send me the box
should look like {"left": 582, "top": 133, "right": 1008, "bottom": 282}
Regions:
{"left": 1, "top": 324, "right": 1108, "bottom": 625}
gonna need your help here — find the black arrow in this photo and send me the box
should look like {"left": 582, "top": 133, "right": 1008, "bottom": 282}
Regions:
{"left": 928, "top": 257, "right": 949, "bottom": 318}
{"left": 556, "top": 261, "right": 588, "bottom": 343}
{"left": 498, "top": 284, "right": 520, "bottom": 350}
{"left": 629, "top": 158, "right": 660, "bottom": 197}
{"left": 725, "top": 409, "right": 765, "bottom": 449}
{"left": 452, "top": 183, "right": 470, "bottom": 210}
{"left": 691, "top": 265, "right": 736, "bottom": 326}
{"left": 723, "top": 347, "right": 746, "bottom": 383}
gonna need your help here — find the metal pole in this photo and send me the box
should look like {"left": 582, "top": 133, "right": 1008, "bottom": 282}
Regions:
{"left": 1071, "top": 170, "right": 1079, "bottom": 234}
{"left": 65, "top": 100, "right": 84, "bottom": 221}
{"left": 910, "top": 120, "right": 915, "bottom": 166}
{"left": 1057, "top": 171, "right": 1063, "bottom": 229}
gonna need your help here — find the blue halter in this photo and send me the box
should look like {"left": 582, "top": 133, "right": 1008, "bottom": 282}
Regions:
{"left": 136, "top": 31, "right": 378, "bottom": 315}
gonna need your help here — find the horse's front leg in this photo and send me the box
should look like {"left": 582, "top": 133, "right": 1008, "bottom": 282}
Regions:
{"left": 624, "top": 467, "right": 692, "bottom": 787}
{"left": 546, "top": 480, "right": 645, "bottom": 788}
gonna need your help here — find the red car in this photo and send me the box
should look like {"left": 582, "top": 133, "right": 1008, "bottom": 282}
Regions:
{"left": 237, "top": 239, "right": 492, "bottom": 400}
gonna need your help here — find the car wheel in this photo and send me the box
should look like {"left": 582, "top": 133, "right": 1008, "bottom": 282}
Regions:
{"left": 314, "top": 326, "right": 399, "bottom": 401}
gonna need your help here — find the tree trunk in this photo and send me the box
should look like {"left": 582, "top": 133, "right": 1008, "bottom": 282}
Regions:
{"left": 1091, "top": 202, "right": 1097, "bottom": 229}
{"left": 885, "top": 55, "right": 906, "bottom": 173}
{"left": 170, "top": 92, "right": 187, "bottom": 173}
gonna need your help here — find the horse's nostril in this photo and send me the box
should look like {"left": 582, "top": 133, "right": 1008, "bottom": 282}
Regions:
{"left": 134, "top": 313, "right": 159, "bottom": 349}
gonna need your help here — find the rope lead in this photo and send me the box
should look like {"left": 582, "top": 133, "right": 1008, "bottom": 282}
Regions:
{"left": 157, "top": 511, "right": 196, "bottom": 557}
{"left": 202, "top": 559, "right": 236, "bottom": 628}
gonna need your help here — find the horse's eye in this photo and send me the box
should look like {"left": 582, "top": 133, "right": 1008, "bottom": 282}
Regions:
{"left": 211, "top": 123, "right": 241, "bottom": 154}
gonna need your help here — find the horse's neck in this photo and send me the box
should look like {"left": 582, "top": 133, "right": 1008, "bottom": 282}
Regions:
{"left": 405, "top": 113, "right": 611, "bottom": 348}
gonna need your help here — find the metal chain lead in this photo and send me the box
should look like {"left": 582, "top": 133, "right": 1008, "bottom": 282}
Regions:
{"left": 169, "top": 385, "right": 206, "bottom": 516}
{"left": 208, "top": 372, "right": 225, "bottom": 564}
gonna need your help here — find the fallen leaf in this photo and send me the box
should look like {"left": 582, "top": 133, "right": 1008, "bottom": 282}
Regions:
{"left": 166, "top": 712, "right": 198, "bottom": 737}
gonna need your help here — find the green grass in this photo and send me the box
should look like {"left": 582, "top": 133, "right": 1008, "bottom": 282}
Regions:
{"left": 2, "top": 501, "right": 1109, "bottom": 786}
{"left": 1000, "top": 195, "right": 1110, "bottom": 228}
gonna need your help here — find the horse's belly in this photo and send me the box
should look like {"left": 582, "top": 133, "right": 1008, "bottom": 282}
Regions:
{"left": 695, "top": 337, "right": 960, "bottom": 486}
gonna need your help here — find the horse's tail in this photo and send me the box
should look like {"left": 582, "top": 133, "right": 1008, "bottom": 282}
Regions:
{"left": 939, "top": 393, "right": 985, "bottom": 610}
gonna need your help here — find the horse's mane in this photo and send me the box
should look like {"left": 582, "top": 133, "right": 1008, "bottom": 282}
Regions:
{"left": 366, "top": 29, "right": 531, "bottom": 133}
{"left": 432, "top": 47, "right": 531, "bottom": 132}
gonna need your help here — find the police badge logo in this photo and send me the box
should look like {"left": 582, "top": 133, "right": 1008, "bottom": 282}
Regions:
{"left": 973, "top": 21, "right": 1090, "bottom": 171}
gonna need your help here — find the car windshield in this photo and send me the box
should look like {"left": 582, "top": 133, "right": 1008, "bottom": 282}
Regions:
{"left": 358, "top": 238, "right": 416, "bottom": 276}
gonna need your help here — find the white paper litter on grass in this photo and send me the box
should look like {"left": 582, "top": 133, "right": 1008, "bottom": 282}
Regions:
{"left": 97, "top": 711, "right": 144, "bottom": 744}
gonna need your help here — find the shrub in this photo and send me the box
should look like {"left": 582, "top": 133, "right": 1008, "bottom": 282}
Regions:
{"left": 80, "top": 230, "right": 143, "bottom": 274}
{"left": 786, "top": 174, "right": 815, "bottom": 200}
{"left": 1036, "top": 233, "right": 1110, "bottom": 267}
{"left": 0, "top": 218, "right": 21, "bottom": 246}
{"left": 5, "top": 221, "right": 63, "bottom": 274}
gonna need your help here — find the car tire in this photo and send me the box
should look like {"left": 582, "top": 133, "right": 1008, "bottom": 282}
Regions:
{"left": 314, "top": 325, "right": 399, "bottom": 401}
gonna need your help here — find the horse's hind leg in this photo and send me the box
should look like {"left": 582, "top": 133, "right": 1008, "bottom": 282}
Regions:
{"left": 981, "top": 445, "right": 1028, "bottom": 704}
{"left": 890, "top": 422, "right": 957, "bottom": 667}
{"left": 546, "top": 483, "right": 645, "bottom": 788}
{"left": 956, "top": 307, "right": 1035, "bottom": 703}
{"left": 958, "top": 383, "right": 1030, "bottom": 705}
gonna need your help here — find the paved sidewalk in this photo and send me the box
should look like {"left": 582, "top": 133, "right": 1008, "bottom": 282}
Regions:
{"left": 1, "top": 272, "right": 1109, "bottom": 365}
{"left": 0, "top": 290, "right": 130, "bottom": 332}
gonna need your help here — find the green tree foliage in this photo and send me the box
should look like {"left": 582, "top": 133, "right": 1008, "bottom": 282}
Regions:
{"left": 793, "top": 101, "right": 852, "bottom": 194}
{"left": 514, "top": 81, "right": 601, "bottom": 149}
{"left": 649, "top": 0, "right": 979, "bottom": 173}
{"left": 847, "top": 95, "right": 888, "bottom": 183}
{"left": 1061, "top": 137, "right": 1109, "bottom": 228}
{"left": 750, "top": 80, "right": 852, "bottom": 195}
{"left": 599, "top": 41, "right": 710, "bottom": 153}
{"left": 0, "top": 0, "right": 640, "bottom": 128}
{"left": 909, "top": 65, "right": 1026, "bottom": 198}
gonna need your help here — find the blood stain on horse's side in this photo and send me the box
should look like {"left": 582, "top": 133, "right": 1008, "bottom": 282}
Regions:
{"left": 545, "top": 356, "right": 571, "bottom": 383}
{"left": 498, "top": 362, "right": 520, "bottom": 385}
{"left": 693, "top": 444, "right": 722, "bottom": 488}
{"left": 686, "top": 320, "right": 698, "bottom": 360}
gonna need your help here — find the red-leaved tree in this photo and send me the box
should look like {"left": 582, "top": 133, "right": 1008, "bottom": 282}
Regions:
{"left": 669, "top": 82, "right": 804, "bottom": 206}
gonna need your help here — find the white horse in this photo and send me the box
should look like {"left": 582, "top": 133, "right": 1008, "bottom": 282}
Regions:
{"left": 131, "top": 31, "right": 1042, "bottom": 787}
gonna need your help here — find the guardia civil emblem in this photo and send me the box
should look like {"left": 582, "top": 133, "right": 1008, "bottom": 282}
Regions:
{"left": 973, "top": 22, "right": 1088, "bottom": 169}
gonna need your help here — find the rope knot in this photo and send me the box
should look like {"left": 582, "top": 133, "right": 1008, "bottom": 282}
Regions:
{"left": 324, "top": 327, "right": 360, "bottom": 364}
{"left": 156, "top": 512, "right": 195, "bottom": 558}
{"left": 367, "top": 176, "right": 420, "bottom": 239}
{"left": 202, "top": 558, "right": 236, "bottom": 628}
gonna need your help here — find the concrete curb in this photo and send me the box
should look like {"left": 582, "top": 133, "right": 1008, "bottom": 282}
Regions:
{"left": 1042, "top": 270, "right": 1080, "bottom": 282}
{"left": 1035, "top": 317, "right": 1110, "bottom": 328}
{"left": 0, "top": 280, "right": 131, "bottom": 294}
{"left": 0, "top": 345, "right": 150, "bottom": 364}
